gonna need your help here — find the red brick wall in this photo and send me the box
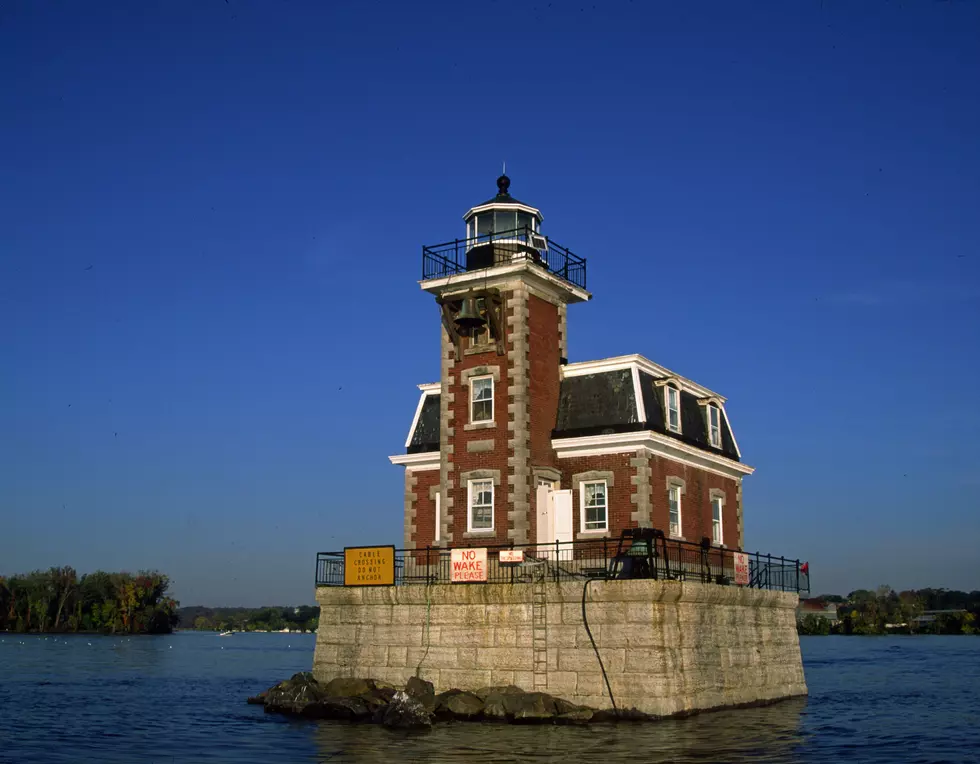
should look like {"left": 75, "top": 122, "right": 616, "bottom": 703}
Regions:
{"left": 649, "top": 455, "right": 739, "bottom": 547}
{"left": 549, "top": 452, "right": 739, "bottom": 548}
{"left": 527, "top": 293, "right": 561, "bottom": 544}
{"left": 411, "top": 469, "right": 440, "bottom": 548}
{"left": 559, "top": 453, "right": 635, "bottom": 541}
{"left": 445, "top": 295, "right": 513, "bottom": 547}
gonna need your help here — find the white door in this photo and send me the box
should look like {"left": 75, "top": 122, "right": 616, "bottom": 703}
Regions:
{"left": 536, "top": 483, "right": 553, "bottom": 548}
{"left": 552, "top": 490, "right": 573, "bottom": 561}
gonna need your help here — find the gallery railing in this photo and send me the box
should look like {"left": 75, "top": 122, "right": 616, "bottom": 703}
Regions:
{"left": 315, "top": 531, "right": 809, "bottom": 594}
{"left": 422, "top": 226, "right": 587, "bottom": 290}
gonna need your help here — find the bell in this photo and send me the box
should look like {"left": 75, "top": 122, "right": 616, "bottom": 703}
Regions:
{"left": 454, "top": 297, "right": 486, "bottom": 332}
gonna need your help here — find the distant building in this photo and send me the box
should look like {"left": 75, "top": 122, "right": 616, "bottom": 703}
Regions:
{"left": 797, "top": 598, "right": 839, "bottom": 625}
{"left": 390, "top": 176, "right": 754, "bottom": 552}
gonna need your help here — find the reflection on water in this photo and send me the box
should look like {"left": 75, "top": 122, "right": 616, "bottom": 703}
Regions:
{"left": 314, "top": 699, "right": 808, "bottom": 763}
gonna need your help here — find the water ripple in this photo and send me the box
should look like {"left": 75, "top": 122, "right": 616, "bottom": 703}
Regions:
{"left": 0, "top": 634, "right": 978, "bottom": 763}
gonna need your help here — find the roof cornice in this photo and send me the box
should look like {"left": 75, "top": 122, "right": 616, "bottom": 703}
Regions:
{"left": 389, "top": 452, "right": 439, "bottom": 470}
{"left": 561, "top": 354, "right": 726, "bottom": 402}
{"left": 551, "top": 431, "right": 754, "bottom": 479}
{"left": 463, "top": 201, "right": 542, "bottom": 220}
{"left": 420, "top": 261, "right": 591, "bottom": 304}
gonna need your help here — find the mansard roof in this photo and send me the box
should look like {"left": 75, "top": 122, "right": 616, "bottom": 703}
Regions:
{"left": 394, "top": 355, "right": 745, "bottom": 467}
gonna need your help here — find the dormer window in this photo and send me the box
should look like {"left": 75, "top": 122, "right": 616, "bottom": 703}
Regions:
{"left": 666, "top": 386, "right": 681, "bottom": 433}
{"left": 708, "top": 404, "right": 722, "bottom": 448}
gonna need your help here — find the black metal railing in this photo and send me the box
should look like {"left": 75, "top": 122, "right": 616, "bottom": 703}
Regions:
{"left": 315, "top": 531, "right": 809, "bottom": 594}
{"left": 422, "top": 226, "right": 587, "bottom": 290}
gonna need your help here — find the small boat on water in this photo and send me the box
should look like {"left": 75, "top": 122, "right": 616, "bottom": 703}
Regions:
{"left": 218, "top": 631, "right": 233, "bottom": 637}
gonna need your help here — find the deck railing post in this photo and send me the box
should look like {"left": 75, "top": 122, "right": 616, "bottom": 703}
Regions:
{"left": 555, "top": 538, "right": 560, "bottom": 583}
{"left": 795, "top": 559, "right": 800, "bottom": 594}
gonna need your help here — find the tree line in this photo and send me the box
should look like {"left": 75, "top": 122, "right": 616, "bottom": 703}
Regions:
{"left": 0, "top": 568, "right": 179, "bottom": 634}
{"left": 177, "top": 605, "right": 319, "bottom": 633}
{"left": 799, "top": 586, "right": 979, "bottom": 636}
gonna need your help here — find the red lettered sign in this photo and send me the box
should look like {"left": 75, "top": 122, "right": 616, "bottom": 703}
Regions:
{"left": 733, "top": 552, "right": 750, "bottom": 585}
{"left": 451, "top": 548, "right": 488, "bottom": 582}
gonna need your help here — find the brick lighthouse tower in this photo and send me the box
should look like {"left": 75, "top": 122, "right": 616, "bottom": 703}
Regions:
{"left": 394, "top": 174, "right": 590, "bottom": 551}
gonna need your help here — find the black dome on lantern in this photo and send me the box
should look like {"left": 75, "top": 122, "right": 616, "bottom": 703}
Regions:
{"left": 475, "top": 174, "right": 531, "bottom": 207}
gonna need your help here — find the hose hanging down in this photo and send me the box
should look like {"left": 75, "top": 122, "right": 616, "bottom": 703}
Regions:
{"left": 581, "top": 578, "right": 618, "bottom": 717}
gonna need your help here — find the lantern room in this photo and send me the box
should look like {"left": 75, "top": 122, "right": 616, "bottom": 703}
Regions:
{"left": 462, "top": 175, "right": 545, "bottom": 271}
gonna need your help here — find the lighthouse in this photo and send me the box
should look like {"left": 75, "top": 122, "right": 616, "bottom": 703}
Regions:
{"left": 392, "top": 176, "right": 751, "bottom": 560}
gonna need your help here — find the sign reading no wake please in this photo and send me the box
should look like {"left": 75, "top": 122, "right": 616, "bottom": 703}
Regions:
{"left": 451, "top": 548, "right": 487, "bottom": 582}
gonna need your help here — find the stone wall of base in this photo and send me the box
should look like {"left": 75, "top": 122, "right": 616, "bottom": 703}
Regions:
{"left": 313, "top": 579, "right": 806, "bottom": 717}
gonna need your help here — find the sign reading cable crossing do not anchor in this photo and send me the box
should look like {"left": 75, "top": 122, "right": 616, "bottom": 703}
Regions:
{"left": 451, "top": 548, "right": 487, "bottom": 582}
{"left": 344, "top": 546, "right": 395, "bottom": 586}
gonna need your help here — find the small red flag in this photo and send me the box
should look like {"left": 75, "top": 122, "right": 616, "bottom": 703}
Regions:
{"left": 800, "top": 562, "right": 809, "bottom": 576}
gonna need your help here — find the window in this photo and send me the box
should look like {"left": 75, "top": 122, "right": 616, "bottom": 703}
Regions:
{"left": 434, "top": 492, "right": 441, "bottom": 543}
{"left": 708, "top": 404, "right": 721, "bottom": 448}
{"left": 470, "top": 376, "right": 493, "bottom": 423}
{"left": 476, "top": 213, "right": 492, "bottom": 238}
{"left": 470, "top": 297, "right": 491, "bottom": 347}
{"left": 666, "top": 386, "right": 681, "bottom": 433}
{"left": 711, "top": 496, "right": 723, "bottom": 545}
{"left": 494, "top": 209, "right": 516, "bottom": 234}
{"left": 516, "top": 211, "right": 532, "bottom": 234}
{"left": 668, "top": 484, "right": 682, "bottom": 537}
{"left": 468, "top": 479, "right": 494, "bottom": 532}
{"left": 580, "top": 480, "right": 608, "bottom": 532}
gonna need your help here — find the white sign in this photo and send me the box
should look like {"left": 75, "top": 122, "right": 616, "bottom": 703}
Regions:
{"left": 499, "top": 550, "right": 524, "bottom": 564}
{"left": 451, "top": 548, "right": 488, "bottom": 582}
{"left": 733, "top": 552, "right": 750, "bottom": 586}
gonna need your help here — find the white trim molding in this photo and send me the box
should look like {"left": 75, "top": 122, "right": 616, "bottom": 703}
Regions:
{"left": 464, "top": 200, "right": 543, "bottom": 222}
{"left": 578, "top": 479, "right": 609, "bottom": 534}
{"left": 466, "top": 477, "right": 495, "bottom": 533}
{"left": 469, "top": 374, "right": 494, "bottom": 424}
{"left": 561, "top": 354, "right": 726, "bottom": 402}
{"left": 389, "top": 452, "right": 440, "bottom": 470}
{"left": 667, "top": 477, "right": 685, "bottom": 540}
{"left": 710, "top": 489, "right": 725, "bottom": 546}
{"left": 630, "top": 365, "right": 646, "bottom": 423}
{"left": 420, "top": 260, "right": 591, "bottom": 304}
{"left": 720, "top": 406, "right": 742, "bottom": 459}
{"left": 404, "top": 389, "right": 435, "bottom": 449}
{"left": 552, "top": 431, "right": 754, "bottom": 479}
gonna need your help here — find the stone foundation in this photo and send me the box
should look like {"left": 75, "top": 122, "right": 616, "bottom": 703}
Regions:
{"left": 313, "top": 579, "right": 806, "bottom": 717}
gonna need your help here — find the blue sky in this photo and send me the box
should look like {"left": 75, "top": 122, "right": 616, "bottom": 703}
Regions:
{"left": 2, "top": 1, "right": 978, "bottom": 606}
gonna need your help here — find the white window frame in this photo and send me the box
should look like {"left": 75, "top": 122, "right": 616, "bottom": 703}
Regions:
{"left": 668, "top": 484, "right": 682, "bottom": 538}
{"left": 579, "top": 480, "right": 609, "bottom": 533}
{"left": 434, "top": 492, "right": 441, "bottom": 543}
{"left": 467, "top": 479, "right": 494, "bottom": 532}
{"left": 708, "top": 404, "right": 721, "bottom": 448}
{"left": 469, "top": 375, "right": 494, "bottom": 424}
{"left": 711, "top": 495, "right": 723, "bottom": 545}
{"left": 666, "top": 386, "right": 681, "bottom": 433}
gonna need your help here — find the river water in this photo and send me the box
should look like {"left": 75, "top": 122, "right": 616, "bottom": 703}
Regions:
{"left": 1, "top": 633, "right": 977, "bottom": 763}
